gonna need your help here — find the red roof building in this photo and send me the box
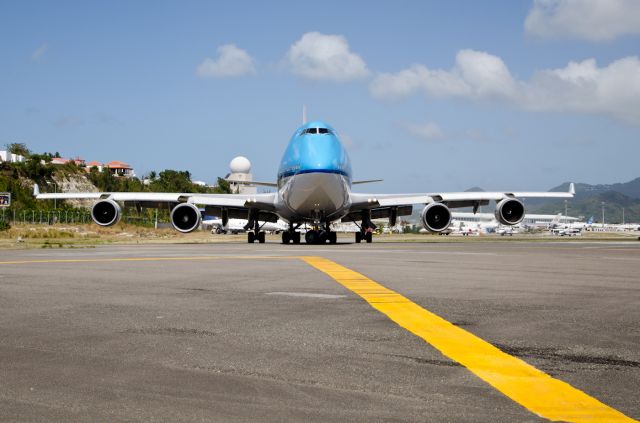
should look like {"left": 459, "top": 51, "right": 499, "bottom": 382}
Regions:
{"left": 50, "top": 157, "right": 70, "bottom": 165}
{"left": 106, "top": 161, "right": 135, "bottom": 177}
{"left": 85, "top": 161, "right": 104, "bottom": 172}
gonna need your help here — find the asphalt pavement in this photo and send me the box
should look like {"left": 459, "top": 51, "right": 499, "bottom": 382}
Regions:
{"left": 0, "top": 239, "right": 638, "bottom": 422}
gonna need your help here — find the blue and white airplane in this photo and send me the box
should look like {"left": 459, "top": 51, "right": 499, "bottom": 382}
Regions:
{"left": 34, "top": 120, "right": 574, "bottom": 244}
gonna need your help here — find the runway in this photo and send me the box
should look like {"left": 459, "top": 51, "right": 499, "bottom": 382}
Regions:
{"left": 0, "top": 241, "right": 638, "bottom": 422}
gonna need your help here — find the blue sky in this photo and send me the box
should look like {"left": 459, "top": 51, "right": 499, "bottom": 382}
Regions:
{"left": 1, "top": 0, "right": 639, "bottom": 192}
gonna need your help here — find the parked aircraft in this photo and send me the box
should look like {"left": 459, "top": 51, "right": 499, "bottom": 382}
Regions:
{"left": 34, "top": 120, "right": 574, "bottom": 244}
{"left": 551, "top": 216, "right": 594, "bottom": 231}
{"left": 203, "top": 216, "right": 288, "bottom": 234}
{"left": 447, "top": 212, "right": 579, "bottom": 234}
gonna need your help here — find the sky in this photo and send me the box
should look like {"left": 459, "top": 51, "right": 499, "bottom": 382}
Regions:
{"left": 1, "top": 0, "right": 639, "bottom": 193}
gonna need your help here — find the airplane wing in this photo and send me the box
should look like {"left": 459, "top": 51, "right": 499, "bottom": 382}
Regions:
{"left": 346, "top": 183, "right": 575, "bottom": 231}
{"left": 34, "top": 183, "right": 280, "bottom": 233}
{"left": 350, "top": 183, "right": 575, "bottom": 210}
{"left": 33, "top": 185, "right": 277, "bottom": 210}
{"left": 226, "top": 179, "right": 278, "bottom": 188}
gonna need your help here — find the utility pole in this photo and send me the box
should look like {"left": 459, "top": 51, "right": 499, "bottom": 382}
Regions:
{"left": 564, "top": 200, "right": 568, "bottom": 223}
{"left": 622, "top": 207, "right": 625, "bottom": 225}
{"left": 601, "top": 201, "right": 605, "bottom": 228}
{"left": 47, "top": 182, "right": 57, "bottom": 209}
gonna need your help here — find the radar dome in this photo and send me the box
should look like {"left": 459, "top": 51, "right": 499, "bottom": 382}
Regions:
{"left": 229, "top": 156, "right": 251, "bottom": 174}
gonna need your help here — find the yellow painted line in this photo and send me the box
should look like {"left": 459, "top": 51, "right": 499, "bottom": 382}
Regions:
{"left": 0, "top": 255, "right": 295, "bottom": 265}
{"left": 302, "top": 256, "right": 637, "bottom": 423}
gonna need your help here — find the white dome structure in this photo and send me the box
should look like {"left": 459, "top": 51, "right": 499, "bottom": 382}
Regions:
{"left": 227, "top": 156, "right": 256, "bottom": 195}
{"left": 229, "top": 156, "right": 251, "bottom": 174}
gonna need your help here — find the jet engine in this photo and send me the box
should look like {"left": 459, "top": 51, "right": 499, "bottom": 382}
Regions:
{"left": 91, "top": 199, "right": 122, "bottom": 226}
{"left": 170, "top": 203, "right": 202, "bottom": 233}
{"left": 494, "top": 198, "right": 525, "bottom": 225}
{"left": 420, "top": 203, "right": 452, "bottom": 233}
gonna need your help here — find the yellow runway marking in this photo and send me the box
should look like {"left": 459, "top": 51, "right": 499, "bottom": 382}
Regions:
{"left": 1, "top": 252, "right": 635, "bottom": 421}
{"left": 302, "top": 256, "right": 637, "bottom": 423}
{"left": 0, "top": 255, "right": 294, "bottom": 265}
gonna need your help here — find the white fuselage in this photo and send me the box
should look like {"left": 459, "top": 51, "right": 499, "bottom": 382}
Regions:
{"left": 276, "top": 173, "right": 352, "bottom": 223}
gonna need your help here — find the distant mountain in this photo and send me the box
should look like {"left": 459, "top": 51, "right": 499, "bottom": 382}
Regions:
{"left": 461, "top": 178, "right": 640, "bottom": 224}
{"left": 527, "top": 178, "right": 640, "bottom": 223}
{"left": 550, "top": 177, "right": 640, "bottom": 200}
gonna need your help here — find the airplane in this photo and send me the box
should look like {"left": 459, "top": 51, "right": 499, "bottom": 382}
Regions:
{"left": 203, "top": 216, "right": 288, "bottom": 234}
{"left": 33, "top": 120, "right": 575, "bottom": 244}
{"left": 551, "top": 216, "right": 594, "bottom": 231}
{"left": 550, "top": 226, "right": 582, "bottom": 236}
{"left": 447, "top": 211, "right": 583, "bottom": 234}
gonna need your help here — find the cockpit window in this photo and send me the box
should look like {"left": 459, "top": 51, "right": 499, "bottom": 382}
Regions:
{"left": 301, "top": 127, "right": 333, "bottom": 135}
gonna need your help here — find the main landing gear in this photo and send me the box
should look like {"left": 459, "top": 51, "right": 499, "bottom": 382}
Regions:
{"left": 247, "top": 214, "right": 266, "bottom": 243}
{"left": 247, "top": 231, "right": 266, "bottom": 243}
{"left": 281, "top": 230, "right": 301, "bottom": 244}
{"left": 355, "top": 230, "right": 373, "bottom": 244}
{"left": 352, "top": 210, "right": 375, "bottom": 244}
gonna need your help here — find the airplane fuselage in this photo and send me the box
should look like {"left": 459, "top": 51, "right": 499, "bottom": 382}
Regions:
{"left": 276, "top": 121, "right": 352, "bottom": 224}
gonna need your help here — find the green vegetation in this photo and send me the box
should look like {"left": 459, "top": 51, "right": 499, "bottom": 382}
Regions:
{"left": 6, "top": 142, "right": 30, "bottom": 157}
{"left": 1, "top": 144, "right": 232, "bottom": 227}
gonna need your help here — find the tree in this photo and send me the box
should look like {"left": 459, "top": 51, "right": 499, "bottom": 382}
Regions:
{"left": 6, "top": 143, "right": 30, "bottom": 157}
{"left": 150, "top": 170, "right": 199, "bottom": 193}
{"left": 214, "top": 177, "right": 232, "bottom": 194}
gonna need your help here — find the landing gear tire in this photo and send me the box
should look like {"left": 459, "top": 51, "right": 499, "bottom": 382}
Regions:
{"left": 318, "top": 230, "right": 328, "bottom": 244}
{"left": 329, "top": 232, "right": 337, "bottom": 244}
{"left": 355, "top": 232, "right": 362, "bottom": 243}
{"left": 292, "top": 232, "right": 301, "bottom": 244}
{"left": 258, "top": 231, "right": 266, "bottom": 243}
{"left": 365, "top": 232, "right": 373, "bottom": 243}
{"left": 282, "top": 231, "right": 291, "bottom": 244}
{"left": 248, "top": 232, "right": 255, "bottom": 243}
{"left": 305, "top": 230, "right": 318, "bottom": 244}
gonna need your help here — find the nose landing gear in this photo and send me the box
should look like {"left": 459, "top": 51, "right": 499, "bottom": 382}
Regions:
{"left": 304, "top": 229, "right": 337, "bottom": 244}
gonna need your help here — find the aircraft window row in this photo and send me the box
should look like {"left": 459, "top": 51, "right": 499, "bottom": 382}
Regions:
{"left": 301, "top": 128, "right": 333, "bottom": 135}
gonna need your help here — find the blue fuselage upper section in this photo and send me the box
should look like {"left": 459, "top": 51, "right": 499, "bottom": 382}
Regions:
{"left": 277, "top": 121, "right": 352, "bottom": 185}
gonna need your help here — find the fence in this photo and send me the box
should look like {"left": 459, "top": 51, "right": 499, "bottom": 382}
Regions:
{"left": 0, "top": 209, "right": 165, "bottom": 227}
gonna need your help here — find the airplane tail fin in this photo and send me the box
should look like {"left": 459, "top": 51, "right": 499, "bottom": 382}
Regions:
{"left": 587, "top": 216, "right": 594, "bottom": 225}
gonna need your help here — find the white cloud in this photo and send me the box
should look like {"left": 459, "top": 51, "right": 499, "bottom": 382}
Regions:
{"left": 526, "top": 56, "right": 640, "bottom": 123}
{"left": 525, "top": 0, "right": 640, "bottom": 41}
{"left": 371, "top": 50, "right": 517, "bottom": 101}
{"left": 370, "top": 50, "right": 640, "bottom": 124}
{"left": 286, "top": 32, "right": 370, "bottom": 81}
{"left": 31, "top": 43, "right": 47, "bottom": 63}
{"left": 404, "top": 122, "right": 445, "bottom": 141}
{"left": 196, "top": 44, "right": 256, "bottom": 78}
